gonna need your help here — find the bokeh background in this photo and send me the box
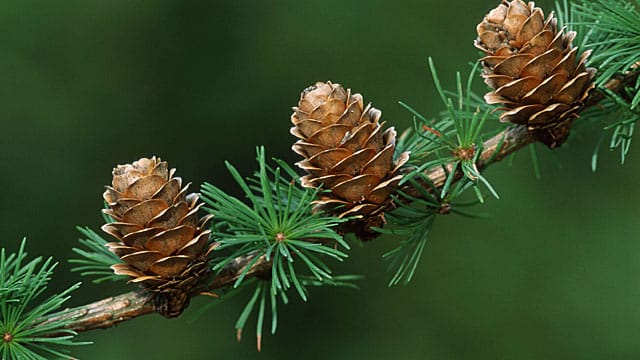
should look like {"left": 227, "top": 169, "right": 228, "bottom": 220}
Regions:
{"left": 2, "top": 0, "right": 640, "bottom": 359}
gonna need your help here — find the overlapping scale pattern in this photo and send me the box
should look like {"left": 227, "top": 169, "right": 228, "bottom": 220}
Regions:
{"left": 291, "top": 82, "right": 409, "bottom": 239}
{"left": 475, "top": 0, "right": 596, "bottom": 147}
{"left": 102, "top": 157, "right": 214, "bottom": 317}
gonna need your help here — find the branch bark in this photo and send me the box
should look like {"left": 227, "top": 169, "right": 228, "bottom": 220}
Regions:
{"left": 37, "top": 253, "right": 270, "bottom": 334}
{"left": 37, "top": 291, "right": 154, "bottom": 333}
{"left": 39, "top": 69, "right": 637, "bottom": 335}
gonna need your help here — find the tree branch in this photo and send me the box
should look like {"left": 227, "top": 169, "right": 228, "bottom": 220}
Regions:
{"left": 37, "top": 253, "right": 270, "bottom": 334}
{"left": 37, "top": 291, "right": 155, "bottom": 334}
{"left": 39, "top": 68, "right": 637, "bottom": 335}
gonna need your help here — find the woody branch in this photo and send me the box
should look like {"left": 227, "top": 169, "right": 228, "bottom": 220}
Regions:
{"left": 36, "top": 70, "right": 636, "bottom": 335}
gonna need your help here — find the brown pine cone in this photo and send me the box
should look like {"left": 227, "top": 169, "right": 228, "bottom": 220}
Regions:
{"left": 475, "top": 0, "right": 596, "bottom": 147}
{"left": 291, "top": 82, "right": 409, "bottom": 239}
{"left": 102, "top": 157, "right": 214, "bottom": 318}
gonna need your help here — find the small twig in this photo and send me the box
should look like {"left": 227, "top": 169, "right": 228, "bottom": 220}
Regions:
{"left": 39, "top": 68, "right": 637, "bottom": 335}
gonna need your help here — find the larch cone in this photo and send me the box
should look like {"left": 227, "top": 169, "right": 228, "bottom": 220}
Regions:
{"left": 101, "top": 157, "right": 214, "bottom": 318}
{"left": 475, "top": 0, "right": 596, "bottom": 148}
{"left": 290, "top": 82, "right": 409, "bottom": 240}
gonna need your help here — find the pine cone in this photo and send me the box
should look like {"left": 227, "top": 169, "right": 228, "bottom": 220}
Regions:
{"left": 475, "top": 0, "right": 596, "bottom": 148}
{"left": 102, "top": 157, "right": 214, "bottom": 318}
{"left": 291, "top": 82, "right": 409, "bottom": 239}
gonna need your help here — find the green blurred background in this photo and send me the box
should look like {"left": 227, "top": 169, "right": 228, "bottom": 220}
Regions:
{"left": 2, "top": 0, "right": 640, "bottom": 359}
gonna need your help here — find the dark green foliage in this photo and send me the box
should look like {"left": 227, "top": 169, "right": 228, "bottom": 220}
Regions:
{"left": 558, "top": 0, "right": 640, "bottom": 167}
{"left": 0, "top": 239, "right": 88, "bottom": 359}
{"left": 378, "top": 182, "right": 438, "bottom": 287}
{"left": 401, "top": 58, "right": 499, "bottom": 203}
{"left": 381, "top": 59, "right": 503, "bottom": 286}
{"left": 69, "top": 226, "right": 126, "bottom": 284}
{"left": 573, "top": 0, "right": 640, "bottom": 89}
{"left": 201, "top": 147, "right": 353, "bottom": 347}
{"left": 378, "top": 171, "right": 482, "bottom": 286}
{"left": 233, "top": 280, "right": 271, "bottom": 350}
{"left": 588, "top": 92, "right": 640, "bottom": 169}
